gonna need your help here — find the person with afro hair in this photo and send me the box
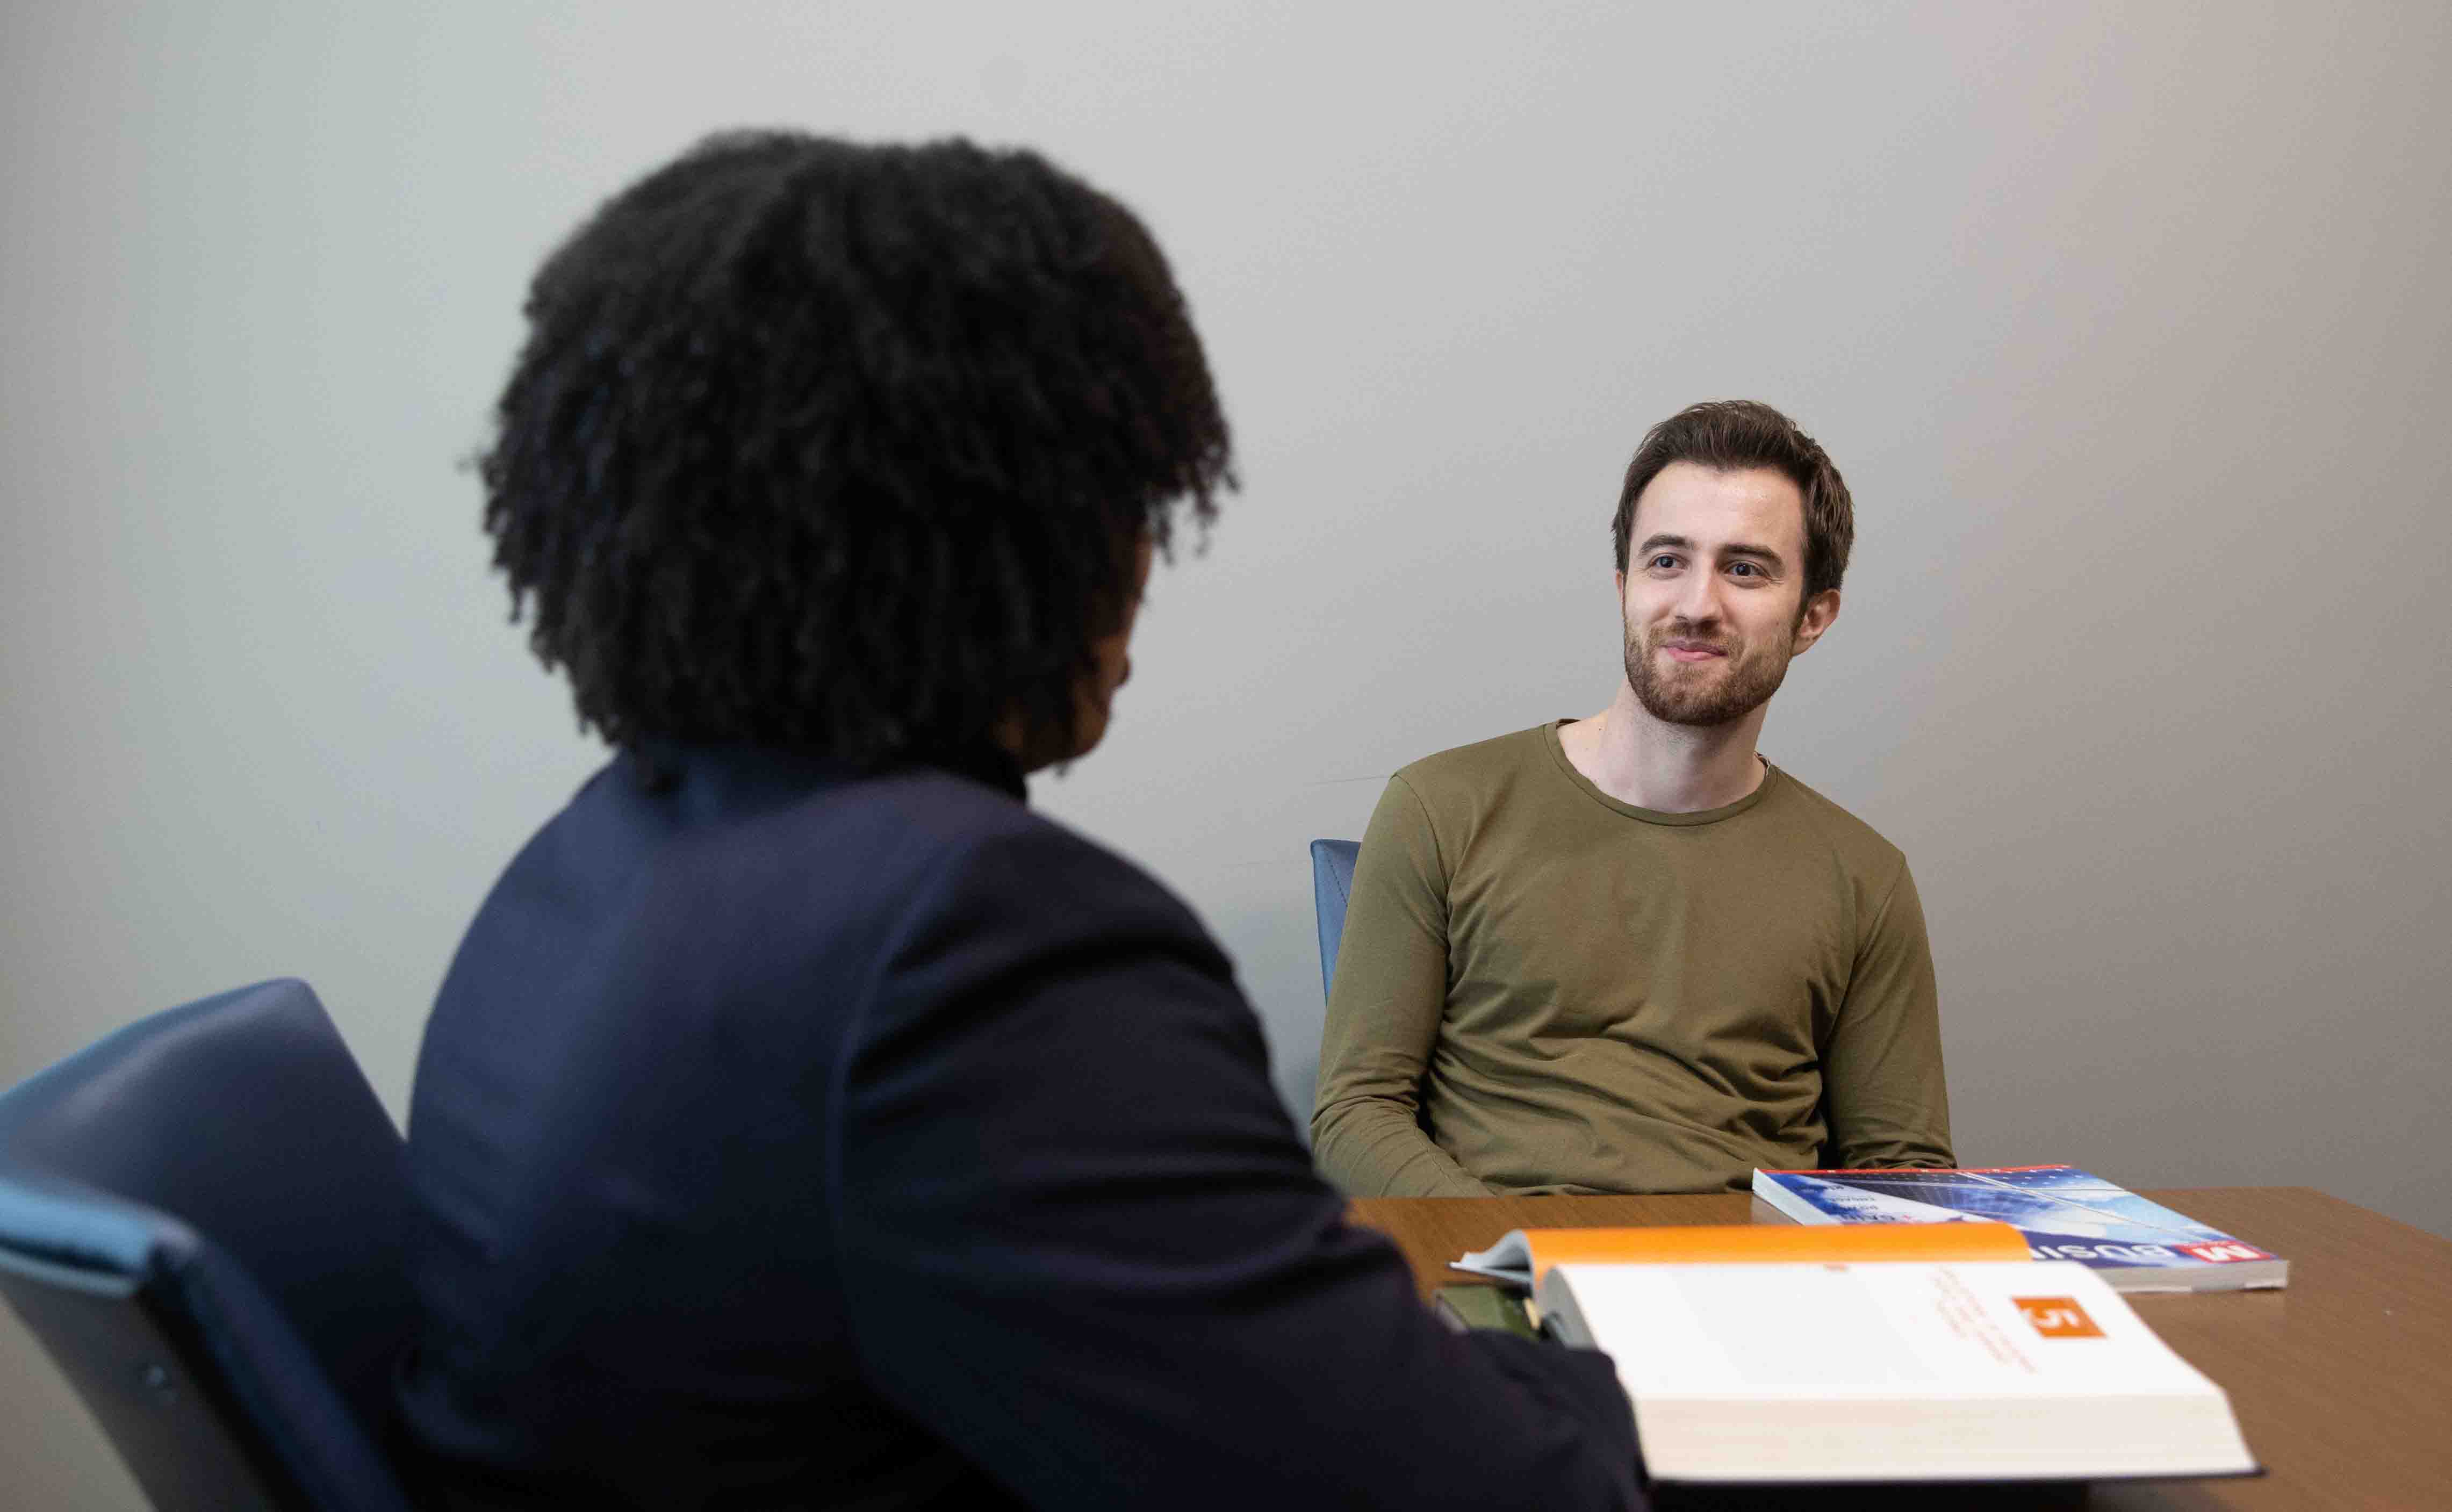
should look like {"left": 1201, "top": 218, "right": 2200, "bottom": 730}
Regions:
{"left": 394, "top": 132, "right": 1644, "bottom": 1510}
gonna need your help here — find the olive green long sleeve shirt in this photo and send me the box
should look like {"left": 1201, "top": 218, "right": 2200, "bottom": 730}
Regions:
{"left": 1311, "top": 722, "right": 1952, "bottom": 1197}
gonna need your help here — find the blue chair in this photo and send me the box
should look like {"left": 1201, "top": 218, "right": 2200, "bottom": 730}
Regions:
{"left": 0, "top": 979, "right": 416, "bottom": 1512}
{"left": 1309, "top": 839, "right": 1361, "bottom": 1003}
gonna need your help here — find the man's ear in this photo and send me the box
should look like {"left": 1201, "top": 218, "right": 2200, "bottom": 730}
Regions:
{"left": 1791, "top": 588, "right": 1840, "bottom": 654}
{"left": 1614, "top": 567, "right": 1626, "bottom": 603}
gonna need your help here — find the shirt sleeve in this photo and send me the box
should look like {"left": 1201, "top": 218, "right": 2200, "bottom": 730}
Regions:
{"left": 1310, "top": 777, "right": 1498, "bottom": 1198}
{"left": 1822, "top": 858, "right": 1955, "bottom": 1169}
{"left": 835, "top": 822, "right": 1643, "bottom": 1511}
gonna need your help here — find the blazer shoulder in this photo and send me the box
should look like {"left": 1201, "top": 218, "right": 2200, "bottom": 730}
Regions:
{"left": 855, "top": 773, "right": 1224, "bottom": 970}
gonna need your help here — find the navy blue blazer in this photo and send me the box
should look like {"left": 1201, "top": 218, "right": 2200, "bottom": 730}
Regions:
{"left": 396, "top": 745, "right": 1642, "bottom": 1509}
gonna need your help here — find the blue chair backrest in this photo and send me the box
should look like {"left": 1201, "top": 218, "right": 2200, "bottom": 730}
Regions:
{"left": 1309, "top": 839, "right": 1361, "bottom": 1003}
{"left": 0, "top": 979, "right": 416, "bottom": 1512}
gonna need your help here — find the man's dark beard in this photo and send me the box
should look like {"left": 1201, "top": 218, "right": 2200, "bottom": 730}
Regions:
{"left": 1622, "top": 618, "right": 1794, "bottom": 727}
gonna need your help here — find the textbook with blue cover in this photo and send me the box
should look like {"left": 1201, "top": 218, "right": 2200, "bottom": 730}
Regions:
{"left": 1752, "top": 1165, "right": 2288, "bottom": 1294}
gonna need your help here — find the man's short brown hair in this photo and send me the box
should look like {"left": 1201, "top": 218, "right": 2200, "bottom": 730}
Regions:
{"left": 1611, "top": 400, "right": 1854, "bottom": 603}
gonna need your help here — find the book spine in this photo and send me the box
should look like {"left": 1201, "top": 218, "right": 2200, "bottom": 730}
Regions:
{"left": 1750, "top": 1170, "right": 1843, "bottom": 1225}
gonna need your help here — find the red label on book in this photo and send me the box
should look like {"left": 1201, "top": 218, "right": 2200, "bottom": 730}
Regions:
{"left": 2175, "top": 1241, "right": 2270, "bottom": 1264}
{"left": 2015, "top": 1297, "right": 2105, "bottom": 1338}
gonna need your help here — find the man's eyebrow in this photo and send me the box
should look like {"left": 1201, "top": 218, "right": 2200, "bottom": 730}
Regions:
{"left": 1636, "top": 533, "right": 1694, "bottom": 555}
{"left": 1717, "top": 540, "right": 1787, "bottom": 567}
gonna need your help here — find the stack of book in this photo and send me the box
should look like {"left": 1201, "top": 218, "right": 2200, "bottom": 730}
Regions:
{"left": 1434, "top": 1167, "right": 2281, "bottom": 1490}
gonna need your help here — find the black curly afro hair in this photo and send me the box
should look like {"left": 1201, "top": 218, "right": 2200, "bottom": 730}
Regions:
{"left": 480, "top": 130, "right": 1234, "bottom": 769}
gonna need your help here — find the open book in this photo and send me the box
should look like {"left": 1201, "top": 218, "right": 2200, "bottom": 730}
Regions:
{"left": 1538, "top": 1259, "right": 2259, "bottom": 1486}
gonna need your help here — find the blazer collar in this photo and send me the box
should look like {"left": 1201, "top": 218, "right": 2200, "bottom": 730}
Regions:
{"left": 624, "top": 739, "right": 1026, "bottom": 805}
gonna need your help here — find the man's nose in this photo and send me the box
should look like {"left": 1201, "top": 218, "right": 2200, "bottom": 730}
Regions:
{"left": 1676, "top": 567, "right": 1723, "bottom": 624}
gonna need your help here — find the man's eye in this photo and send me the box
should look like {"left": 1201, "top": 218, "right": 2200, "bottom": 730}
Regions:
{"left": 1649, "top": 555, "right": 1679, "bottom": 570}
{"left": 1728, "top": 562, "right": 1759, "bottom": 578}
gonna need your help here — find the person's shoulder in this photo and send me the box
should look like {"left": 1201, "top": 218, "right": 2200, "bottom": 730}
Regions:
{"left": 1389, "top": 723, "right": 1556, "bottom": 805}
{"left": 853, "top": 768, "right": 1221, "bottom": 964}
{"left": 850, "top": 761, "right": 1057, "bottom": 855}
{"left": 570, "top": 753, "right": 1232, "bottom": 1019}
{"left": 626, "top": 752, "right": 1038, "bottom": 892}
{"left": 565, "top": 749, "right": 1198, "bottom": 947}
{"left": 1760, "top": 765, "right": 1909, "bottom": 880}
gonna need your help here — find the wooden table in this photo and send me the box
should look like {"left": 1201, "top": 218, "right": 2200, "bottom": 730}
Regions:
{"left": 1349, "top": 1188, "right": 2452, "bottom": 1510}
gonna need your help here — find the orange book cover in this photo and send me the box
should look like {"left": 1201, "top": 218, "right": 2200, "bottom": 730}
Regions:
{"left": 1454, "top": 1219, "right": 2030, "bottom": 1286}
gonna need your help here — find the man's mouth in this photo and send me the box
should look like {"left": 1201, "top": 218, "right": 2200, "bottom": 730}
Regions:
{"left": 1659, "top": 638, "right": 1727, "bottom": 663}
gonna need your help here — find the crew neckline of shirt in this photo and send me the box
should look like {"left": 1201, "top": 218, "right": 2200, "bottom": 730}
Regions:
{"left": 1540, "top": 718, "right": 1781, "bottom": 826}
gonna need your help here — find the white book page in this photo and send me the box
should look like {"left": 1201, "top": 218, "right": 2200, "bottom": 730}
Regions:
{"left": 1554, "top": 1261, "right": 2221, "bottom": 1399}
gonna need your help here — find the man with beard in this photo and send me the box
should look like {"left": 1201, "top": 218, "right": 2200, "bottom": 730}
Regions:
{"left": 1312, "top": 400, "right": 1953, "bottom": 1197}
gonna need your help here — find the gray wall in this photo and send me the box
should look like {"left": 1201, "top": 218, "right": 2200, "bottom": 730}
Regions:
{"left": 5, "top": 3, "right": 2447, "bottom": 1503}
